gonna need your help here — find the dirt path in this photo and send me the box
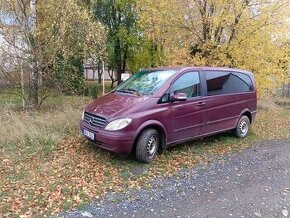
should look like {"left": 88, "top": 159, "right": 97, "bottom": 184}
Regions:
{"left": 60, "top": 140, "right": 290, "bottom": 218}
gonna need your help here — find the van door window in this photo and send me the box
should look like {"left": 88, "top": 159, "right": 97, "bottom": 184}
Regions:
{"left": 206, "top": 71, "right": 253, "bottom": 96}
{"left": 206, "top": 71, "right": 232, "bottom": 96}
{"left": 172, "top": 72, "right": 200, "bottom": 98}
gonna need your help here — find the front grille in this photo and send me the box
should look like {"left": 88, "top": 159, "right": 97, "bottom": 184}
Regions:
{"left": 84, "top": 112, "right": 106, "bottom": 128}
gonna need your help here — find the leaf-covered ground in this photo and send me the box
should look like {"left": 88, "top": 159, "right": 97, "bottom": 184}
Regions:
{"left": 1, "top": 108, "right": 289, "bottom": 217}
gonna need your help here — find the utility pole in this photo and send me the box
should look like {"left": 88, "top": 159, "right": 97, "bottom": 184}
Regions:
{"left": 102, "top": 61, "right": 105, "bottom": 95}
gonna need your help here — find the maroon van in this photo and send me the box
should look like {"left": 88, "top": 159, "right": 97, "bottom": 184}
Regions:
{"left": 80, "top": 67, "right": 257, "bottom": 163}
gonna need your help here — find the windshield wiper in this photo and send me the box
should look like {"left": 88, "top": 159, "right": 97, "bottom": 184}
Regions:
{"left": 115, "top": 88, "right": 142, "bottom": 96}
{"left": 124, "top": 88, "right": 140, "bottom": 93}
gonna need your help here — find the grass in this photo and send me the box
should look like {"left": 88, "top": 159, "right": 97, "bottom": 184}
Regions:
{"left": 0, "top": 92, "right": 289, "bottom": 217}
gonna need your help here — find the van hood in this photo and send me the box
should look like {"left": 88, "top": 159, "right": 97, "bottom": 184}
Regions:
{"left": 85, "top": 92, "right": 148, "bottom": 119}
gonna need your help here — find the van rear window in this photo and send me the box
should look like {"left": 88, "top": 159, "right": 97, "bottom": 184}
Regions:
{"left": 205, "top": 71, "right": 254, "bottom": 96}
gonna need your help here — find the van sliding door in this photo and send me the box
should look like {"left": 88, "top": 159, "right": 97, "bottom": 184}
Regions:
{"left": 204, "top": 71, "right": 239, "bottom": 134}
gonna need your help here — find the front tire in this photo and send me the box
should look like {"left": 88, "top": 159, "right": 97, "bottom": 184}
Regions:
{"left": 234, "top": 115, "right": 250, "bottom": 138}
{"left": 136, "top": 129, "right": 159, "bottom": 163}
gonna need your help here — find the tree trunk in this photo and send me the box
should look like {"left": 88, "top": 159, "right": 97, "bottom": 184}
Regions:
{"left": 108, "top": 69, "right": 115, "bottom": 89}
{"left": 121, "top": 46, "right": 128, "bottom": 73}
{"left": 28, "top": 0, "right": 39, "bottom": 107}
{"left": 20, "top": 60, "right": 26, "bottom": 109}
{"left": 28, "top": 56, "right": 39, "bottom": 106}
{"left": 281, "top": 82, "right": 285, "bottom": 96}
{"left": 97, "top": 62, "right": 102, "bottom": 83}
{"left": 115, "top": 39, "right": 123, "bottom": 85}
{"left": 117, "top": 69, "right": 122, "bottom": 85}
{"left": 150, "top": 41, "right": 158, "bottom": 67}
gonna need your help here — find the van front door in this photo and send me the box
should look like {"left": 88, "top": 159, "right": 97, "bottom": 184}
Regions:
{"left": 170, "top": 71, "right": 206, "bottom": 143}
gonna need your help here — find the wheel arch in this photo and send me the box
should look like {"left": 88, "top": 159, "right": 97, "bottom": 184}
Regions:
{"left": 233, "top": 109, "right": 253, "bottom": 130}
{"left": 240, "top": 109, "right": 252, "bottom": 124}
{"left": 132, "top": 120, "right": 168, "bottom": 153}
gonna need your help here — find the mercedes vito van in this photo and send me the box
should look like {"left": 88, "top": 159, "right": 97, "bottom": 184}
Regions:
{"left": 80, "top": 67, "right": 257, "bottom": 163}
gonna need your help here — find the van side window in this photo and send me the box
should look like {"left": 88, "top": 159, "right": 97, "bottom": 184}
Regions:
{"left": 172, "top": 72, "right": 200, "bottom": 98}
{"left": 232, "top": 72, "right": 254, "bottom": 92}
{"left": 206, "top": 71, "right": 253, "bottom": 96}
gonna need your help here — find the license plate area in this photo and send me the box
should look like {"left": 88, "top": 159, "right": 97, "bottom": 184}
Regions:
{"left": 83, "top": 129, "right": 95, "bottom": 141}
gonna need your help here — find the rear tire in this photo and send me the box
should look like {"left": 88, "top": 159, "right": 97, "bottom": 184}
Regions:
{"left": 234, "top": 115, "right": 250, "bottom": 138}
{"left": 136, "top": 129, "right": 159, "bottom": 163}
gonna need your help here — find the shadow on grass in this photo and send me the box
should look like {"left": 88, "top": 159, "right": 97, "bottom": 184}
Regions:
{"left": 80, "top": 130, "right": 256, "bottom": 172}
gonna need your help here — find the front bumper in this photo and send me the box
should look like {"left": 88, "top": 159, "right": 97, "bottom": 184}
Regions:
{"left": 80, "top": 120, "right": 135, "bottom": 154}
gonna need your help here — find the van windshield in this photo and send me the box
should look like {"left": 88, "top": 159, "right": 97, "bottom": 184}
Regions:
{"left": 115, "top": 70, "right": 176, "bottom": 95}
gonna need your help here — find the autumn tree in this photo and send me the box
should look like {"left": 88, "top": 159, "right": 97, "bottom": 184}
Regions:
{"left": 135, "top": 0, "right": 173, "bottom": 70}
{"left": 138, "top": 0, "right": 290, "bottom": 93}
{"left": 38, "top": 0, "right": 106, "bottom": 95}
{"left": 0, "top": 0, "right": 105, "bottom": 108}
{"left": 0, "top": 0, "right": 40, "bottom": 107}
{"left": 93, "top": 0, "right": 138, "bottom": 85}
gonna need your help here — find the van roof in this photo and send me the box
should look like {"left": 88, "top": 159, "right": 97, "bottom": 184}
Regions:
{"left": 146, "top": 66, "right": 252, "bottom": 75}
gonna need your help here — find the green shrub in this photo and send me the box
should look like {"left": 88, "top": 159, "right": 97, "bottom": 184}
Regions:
{"left": 55, "top": 55, "right": 85, "bottom": 95}
{"left": 90, "top": 85, "right": 101, "bottom": 98}
{"left": 86, "top": 82, "right": 113, "bottom": 98}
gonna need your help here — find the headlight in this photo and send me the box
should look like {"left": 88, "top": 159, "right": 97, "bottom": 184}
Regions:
{"left": 105, "top": 118, "right": 132, "bottom": 131}
{"left": 81, "top": 111, "right": 85, "bottom": 120}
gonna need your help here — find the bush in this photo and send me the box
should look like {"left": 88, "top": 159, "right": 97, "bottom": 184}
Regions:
{"left": 86, "top": 82, "right": 113, "bottom": 98}
{"left": 89, "top": 85, "right": 101, "bottom": 98}
{"left": 55, "top": 55, "right": 85, "bottom": 95}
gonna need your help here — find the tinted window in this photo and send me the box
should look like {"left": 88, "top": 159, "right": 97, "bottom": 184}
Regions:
{"left": 232, "top": 72, "right": 254, "bottom": 92}
{"left": 172, "top": 72, "right": 200, "bottom": 98}
{"left": 206, "top": 71, "right": 253, "bottom": 96}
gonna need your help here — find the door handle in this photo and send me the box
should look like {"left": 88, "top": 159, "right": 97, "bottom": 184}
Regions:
{"left": 196, "top": 102, "right": 206, "bottom": 106}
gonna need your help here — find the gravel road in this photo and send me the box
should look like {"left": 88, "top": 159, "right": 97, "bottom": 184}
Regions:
{"left": 60, "top": 140, "right": 290, "bottom": 218}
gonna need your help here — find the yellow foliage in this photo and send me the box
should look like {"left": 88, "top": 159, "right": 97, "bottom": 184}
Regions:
{"left": 138, "top": 0, "right": 290, "bottom": 94}
{"left": 37, "top": 0, "right": 106, "bottom": 64}
{"left": 0, "top": 0, "right": 106, "bottom": 69}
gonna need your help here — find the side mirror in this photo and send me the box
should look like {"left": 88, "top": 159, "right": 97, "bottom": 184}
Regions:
{"left": 171, "top": 92, "right": 187, "bottom": 102}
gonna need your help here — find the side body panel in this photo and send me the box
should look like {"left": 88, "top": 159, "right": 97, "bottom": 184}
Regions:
{"left": 170, "top": 97, "right": 206, "bottom": 142}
